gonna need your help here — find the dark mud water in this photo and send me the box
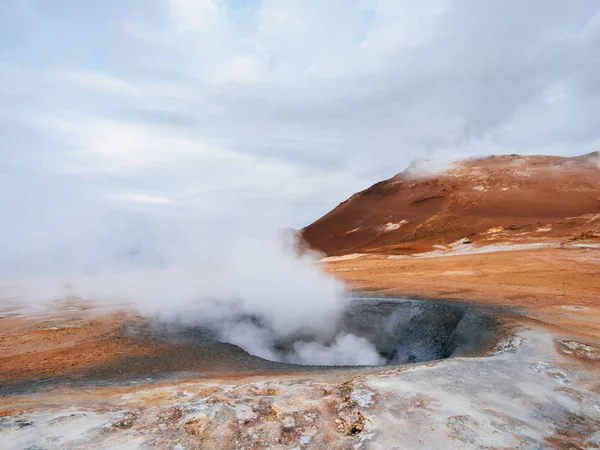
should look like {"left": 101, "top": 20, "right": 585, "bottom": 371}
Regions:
{"left": 152, "top": 297, "right": 505, "bottom": 367}
{"left": 339, "top": 298, "right": 502, "bottom": 363}
{"left": 1, "top": 298, "right": 507, "bottom": 396}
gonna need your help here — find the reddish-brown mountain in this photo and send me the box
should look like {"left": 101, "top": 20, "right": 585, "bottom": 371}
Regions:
{"left": 302, "top": 153, "right": 600, "bottom": 256}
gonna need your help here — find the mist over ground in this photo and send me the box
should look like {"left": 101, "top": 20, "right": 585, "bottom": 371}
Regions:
{"left": 0, "top": 195, "right": 385, "bottom": 365}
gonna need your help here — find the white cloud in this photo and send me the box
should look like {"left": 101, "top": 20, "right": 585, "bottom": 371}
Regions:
{"left": 543, "top": 84, "right": 568, "bottom": 105}
{"left": 54, "top": 69, "right": 142, "bottom": 97}
{"left": 365, "top": 0, "right": 450, "bottom": 51}
{"left": 121, "top": 20, "right": 157, "bottom": 41}
{"left": 207, "top": 55, "right": 266, "bottom": 84}
{"left": 108, "top": 193, "right": 172, "bottom": 204}
{"left": 258, "top": 6, "right": 307, "bottom": 36}
{"left": 169, "top": 0, "right": 221, "bottom": 33}
{"left": 32, "top": 115, "right": 245, "bottom": 174}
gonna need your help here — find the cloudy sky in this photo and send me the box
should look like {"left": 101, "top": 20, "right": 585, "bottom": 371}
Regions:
{"left": 1, "top": 0, "right": 599, "bottom": 252}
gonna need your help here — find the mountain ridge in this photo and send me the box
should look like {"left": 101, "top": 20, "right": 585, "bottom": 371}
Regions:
{"left": 302, "top": 153, "right": 600, "bottom": 256}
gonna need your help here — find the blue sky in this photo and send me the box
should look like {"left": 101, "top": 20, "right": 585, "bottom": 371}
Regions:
{"left": 1, "top": 0, "right": 599, "bottom": 271}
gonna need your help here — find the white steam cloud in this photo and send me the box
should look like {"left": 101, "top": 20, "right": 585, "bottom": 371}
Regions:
{"left": 0, "top": 206, "right": 383, "bottom": 366}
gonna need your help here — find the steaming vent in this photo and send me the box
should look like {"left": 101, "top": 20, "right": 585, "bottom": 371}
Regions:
{"left": 152, "top": 298, "right": 500, "bottom": 368}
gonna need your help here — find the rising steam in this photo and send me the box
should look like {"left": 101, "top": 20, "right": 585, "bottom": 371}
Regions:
{"left": 0, "top": 205, "right": 383, "bottom": 366}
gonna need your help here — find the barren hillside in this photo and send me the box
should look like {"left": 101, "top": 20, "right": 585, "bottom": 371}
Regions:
{"left": 302, "top": 153, "right": 600, "bottom": 256}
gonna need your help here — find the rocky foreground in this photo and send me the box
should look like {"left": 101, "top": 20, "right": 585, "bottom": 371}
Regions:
{"left": 1, "top": 312, "right": 599, "bottom": 449}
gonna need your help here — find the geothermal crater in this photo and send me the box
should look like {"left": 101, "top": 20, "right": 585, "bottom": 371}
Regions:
{"left": 154, "top": 298, "right": 502, "bottom": 368}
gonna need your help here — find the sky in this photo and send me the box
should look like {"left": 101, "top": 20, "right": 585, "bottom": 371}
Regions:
{"left": 1, "top": 0, "right": 600, "bottom": 271}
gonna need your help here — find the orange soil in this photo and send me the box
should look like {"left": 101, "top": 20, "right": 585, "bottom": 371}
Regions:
{"left": 1, "top": 246, "right": 598, "bottom": 383}
{"left": 323, "top": 246, "right": 600, "bottom": 339}
{"left": 0, "top": 312, "right": 160, "bottom": 381}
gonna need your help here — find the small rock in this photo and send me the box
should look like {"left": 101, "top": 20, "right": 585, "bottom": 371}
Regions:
{"left": 104, "top": 411, "right": 138, "bottom": 430}
{"left": 234, "top": 405, "right": 257, "bottom": 423}
{"left": 559, "top": 340, "right": 600, "bottom": 360}
{"left": 530, "top": 362, "right": 575, "bottom": 384}
{"left": 282, "top": 416, "right": 295, "bottom": 428}
{"left": 337, "top": 410, "right": 367, "bottom": 436}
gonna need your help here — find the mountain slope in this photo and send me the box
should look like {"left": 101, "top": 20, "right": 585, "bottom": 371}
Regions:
{"left": 302, "top": 153, "right": 600, "bottom": 256}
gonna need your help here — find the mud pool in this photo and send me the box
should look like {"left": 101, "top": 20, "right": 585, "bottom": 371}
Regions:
{"left": 151, "top": 298, "right": 504, "bottom": 368}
